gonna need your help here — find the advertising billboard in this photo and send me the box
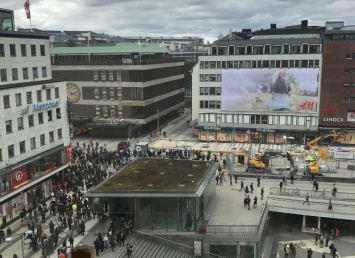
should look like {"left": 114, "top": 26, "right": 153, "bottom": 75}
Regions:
{"left": 221, "top": 69, "right": 319, "bottom": 112}
{"left": 11, "top": 166, "right": 28, "bottom": 188}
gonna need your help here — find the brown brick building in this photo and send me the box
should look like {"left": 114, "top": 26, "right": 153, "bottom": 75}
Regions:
{"left": 320, "top": 22, "right": 355, "bottom": 144}
{"left": 51, "top": 43, "right": 185, "bottom": 137}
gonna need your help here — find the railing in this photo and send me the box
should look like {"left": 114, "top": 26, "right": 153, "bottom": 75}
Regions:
{"left": 270, "top": 187, "right": 355, "bottom": 201}
{"left": 206, "top": 225, "right": 259, "bottom": 234}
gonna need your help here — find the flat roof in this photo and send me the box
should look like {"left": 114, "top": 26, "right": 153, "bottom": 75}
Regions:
{"left": 87, "top": 158, "right": 218, "bottom": 198}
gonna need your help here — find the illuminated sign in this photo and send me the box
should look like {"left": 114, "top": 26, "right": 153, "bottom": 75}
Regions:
{"left": 221, "top": 68, "right": 319, "bottom": 113}
{"left": 347, "top": 112, "right": 355, "bottom": 122}
{"left": 323, "top": 118, "right": 344, "bottom": 122}
{"left": 20, "top": 100, "right": 60, "bottom": 115}
{"left": 324, "top": 107, "right": 336, "bottom": 115}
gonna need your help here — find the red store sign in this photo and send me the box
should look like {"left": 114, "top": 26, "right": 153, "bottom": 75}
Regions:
{"left": 11, "top": 166, "right": 28, "bottom": 188}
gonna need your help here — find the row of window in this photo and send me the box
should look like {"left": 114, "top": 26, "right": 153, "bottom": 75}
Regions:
{"left": 3, "top": 88, "right": 60, "bottom": 109}
{"left": 200, "top": 100, "right": 221, "bottom": 109}
{"left": 0, "top": 128, "right": 63, "bottom": 161}
{"left": 0, "top": 66, "right": 47, "bottom": 83}
{"left": 211, "top": 44, "right": 321, "bottom": 56}
{"left": 93, "top": 70, "right": 122, "bottom": 82}
{"left": 0, "top": 43, "right": 46, "bottom": 57}
{"left": 200, "top": 59, "right": 320, "bottom": 70}
{"left": 200, "top": 87, "right": 221, "bottom": 96}
{"left": 199, "top": 113, "right": 317, "bottom": 127}
{"left": 5, "top": 109, "right": 61, "bottom": 134}
{"left": 342, "top": 97, "right": 355, "bottom": 103}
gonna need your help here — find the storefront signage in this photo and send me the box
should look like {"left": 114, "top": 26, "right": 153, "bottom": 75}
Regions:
{"left": 256, "top": 128, "right": 275, "bottom": 133}
{"left": 275, "top": 134, "right": 285, "bottom": 144}
{"left": 324, "top": 107, "right": 336, "bottom": 115}
{"left": 20, "top": 105, "right": 30, "bottom": 115}
{"left": 234, "top": 133, "right": 248, "bottom": 143}
{"left": 11, "top": 167, "right": 28, "bottom": 188}
{"left": 42, "top": 84, "right": 56, "bottom": 89}
{"left": 33, "top": 100, "right": 60, "bottom": 111}
{"left": 334, "top": 152, "right": 354, "bottom": 159}
{"left": 66, "top": 146, "right": 73, "bottom": 162}
{"left": 323, "top": 117, "right": 344, "bottom": 122}
{"left": 268, "top": 134, "right": 275, "bottom": 144}
{"left": 217, "top": 132, "right": 231, "bottom": 142}
{"left": 347, "top": 112, "right": 355, "bottom": 122}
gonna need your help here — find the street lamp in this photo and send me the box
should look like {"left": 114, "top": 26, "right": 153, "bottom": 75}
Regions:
{"left": 156, "top": 109, "right": 160, "bottom": 134}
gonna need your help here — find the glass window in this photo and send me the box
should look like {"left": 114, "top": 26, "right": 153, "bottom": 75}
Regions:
{"left": 33, "top": 67, "right": 38, "bottom": 79}
{"left": 298, "top": 117, "right": 305, "bottom": 126}
{"left": 243, "top": 115, "right": 250, "bottom": 124}
{"left": 302, "top": 44, "right": 309, "bottom": 54}
{"left": 210, "top": 74, "right": 216, "bottom": 82}
{"left": 271, "top": 46, "right": 282, "bottom": 54}
{"left": 15, "top": 93, "right": 21, "bottom": 106}
{"left": 30, "top": 137, "right": 36, "bottom": 150}
{"left": 216, "top": 101, "right": 220, "bottom": 109}
{"left": 295, "top": 60, "right": 299, "bottom": 68}
{"left": 204, "top": 62, "right": 209, "bottom": 69}
{"left": 216, "top": 87, "right": 221, "bottom": 95}
{"left": 46, "top": 88, "right": 51, "bottom": 100}
{"left": 6, "top": 120, "right": 12, "bottom": 133}
{"left": 244, "top": 61, "right": 251, "bottom": 68}
{"left": 287, "top": 116, "right": 292, "bottom": 125}
{"left": 209, "top": 101, "right": 216, "bottom": 109}
{"left": 8, "top": 145, "right": 14, "bottom": 158}
{"left": 204, "top": 74, "right": 209, "bottom": 82}
{"left": 200, "top": 75, "right": 204, "bottom": 82}
{"left": 284, "top": 44, "right": 290, "bottom": 54}
{"left": 21, "top": 44, "right": 27, "bottom": 56}
{"left": 23, "top": 68, "right": 29, "bottom": 80}
{"left": 226, "top": 115, "right": 232, "bottom": 123}
{"left": 200, "top": 61, "right": 205, "bottom": 69}
{"left": 274, "top": 116, "right": 279, "bottom": 125}
{"left": 216, "top": 61, "right": 221, "bottom": 68}
{"left": 42, "top": 66, "right": 47, "bottom": 78}
{"left": 227, "top": 61, "right": 233, "bottom": 68}
{"left": 239, "top": 61, "right": 244, "bottom": 68}
{"left": 314, "top": 60, "right": 319, "bottom": 68}
{"left": 289, "top": 60, "right": 294, "bottom": 68}
{"left": 311, "top": 117, "right": 316, "bottom": 126}
{"left": 0, "top": 44, "right": 4, "bottom": 57}
{"left": 209, "top": 87, "right": 216, "bottom": 95}
{"left": 58, "top": 128, "right": 62, "bottom": 139}
{"left": 38, "top": 113, "right": 44, "bottom": 124}
{"left": 26, "top": 92, "right": 32, "bottom": 104}
{"left": 233, "top": 115, "right": 238, "bottom": 123}
{"left": 210, "top": 114, "right": 216, "bottom": 123}
{"left": 234, "top": 61, "right": 239, "bottom": 68}
{"left": 3, "top": 95, "right": 10, "bottom": 109}
{"left": 40, "top": 134, "right": 45, "bottom": 146}
{"left": 291, "top": 46, "right": 301, "bottom": 54}
{"left": 28, "top": 115, "right": 34, "bottom": 127}
{"left": 279, "top": 116, "right": 286, "bottom": 125}
{"left": 55, "top": 87, "right": 60, "bottom": 98}
{"left": 264, "top": 45, "right": 270, "bottom": 54}
{"left": 56, "top": 108, "right": 61, "bottom": 119}
{"left": 49, "top": 131, "right": 54, "bottom": 142}
{"left": 210, "top": 61, "right": 216, "bottom": 69}
{"left": 200, "top": 87, "right": 205, "bottom": 95}
{"left": 0, "top": 69, "right": 7, "bottom": 82}
{"left": 31, "top": 44, "right": 36, "bottom": 56}
{"left": 19, "top": 141, "right": 26, "bottom": 154}
{"left": 47, "top": 110, "right": 53, "bottom": 121}
{"left": 262, "top": 60, "right": 269, "bottom": 68}
{"left": 309, "top": 60, "right": 314, "bottom": 68}
{"left": 301, "top": 60, "right": 308, "bottom": 67}
{"left": 12, "top": 68, "right": 18, "bottom": 81}
{"left": 10, "top": 44, "right": 16, "bottom": 57}
{"left": 268, "top": 116, "right": 273, "bottom": 125}
{"left": 17, "top": 117, "right": 24, "bottom": 130}
{"left": 292, "top": 116, "right": 297, "bottom": 125}
{"left": 238, "top": 115, "right": 243, "bottom": 123}
{"left": 40, "top": 45, "right": 45, "bottom": 56}
{"left": 281, "top": 60, "right": 288, "bottom": 68}
{"left": 261, "top": 115, "right": 268, "bottom": 124}
{"left": 217, "top": 74, "right": 221, "bottom": 82}
{"left": 37, "top": 90, "right": 42, "bottom": 102}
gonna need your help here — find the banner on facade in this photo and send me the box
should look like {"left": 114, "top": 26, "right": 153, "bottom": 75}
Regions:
{"left": 268, "top": 134, "right": 275, "bottom": 144}
{"left": 334, "top": 152, "right": 354, "bottom": 159}
{"left": 234, "top": 133, "right": 248, "bottom": 143}
{"left": 275, "top": 134, "right": 285, "bottom": 144}
{"left": 11, "top": 166, "right": 28, "bottom": 188}
{"left": 66, "top": 146, "right": 73, "bottom": 162}
{"left": 217, "top": 132, "right": 231, "bottom": 142}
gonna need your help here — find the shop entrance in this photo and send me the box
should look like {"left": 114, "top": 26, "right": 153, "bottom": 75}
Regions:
{"left": 251, "top": 132, "right": 267, "bottom": 144}
{"left": 237, "top": 156, "right": 245, "bottom": 165}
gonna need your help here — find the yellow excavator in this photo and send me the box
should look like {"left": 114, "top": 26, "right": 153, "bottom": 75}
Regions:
{"left": 246, "top": 152, "right": 271, "bottom": 173}
{"left": 331, "top": 129, "right": 347, "bottom": 145}
{"left": 305, "top": 134, "right": 331, "bottom": 175}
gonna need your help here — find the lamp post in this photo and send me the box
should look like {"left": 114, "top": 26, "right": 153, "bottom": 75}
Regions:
{"left": 156, "top": 109, "right": 160, "bottom": 135}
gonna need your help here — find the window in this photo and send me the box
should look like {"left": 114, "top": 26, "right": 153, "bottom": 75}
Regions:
{"left": 49, "top": 131, "right": 54, "bottom": 143}
{"left": 30, "top": 137, "right": 36, "bottom": 150}
{"left": 292, "top": 116, "right": 297, "bottom": 125}
{"left": 279, "top": 116, "right": 286, "bottom": 125}
{"left": 200, "top": 61, "right": 205, "bottom": 69}
{"left": 6, "top": 120, "right": 12, "bottom": 133}
{"left": 216, "top": 101, "right": 221, "bottom": 109}
{"left": 40, "top": 134, "right": 45, "bottom": 146}
{"left": 281, "top": 60, "right": 288, "bottom": 68}
{"left": 200, "top": 75, "right": 204, "bottom": 82}
{"left": 209, "top": 87, "right": 216, "bottom": 95}
{"left": 31, "top": 44, "right": 36, "bottom": 56}
{"left": 57, "top": 128, "right": 62, "bottom": 139}
{"left": 302, "top": 44, "right": 309, "bottom": 54}
{"left": 8, "top": 145, "right": 14, "bottom": 158}
{"left": 262, "top": 60, "right": 269, "bottom": 68}
{"left": 0, "top": 69, "right": 7, "bottom": 82}
{"left": 15, "top": 93, "right": 21, "bottom": 106}
{"left": 261, "top": 115, "right": 268, "bottom": 124}
{"left": 298, "top": 117, "right": 305, "bottom": 126}
{"left": 21, "top": 44, "right": 27, "bottom": 56}
{"left": 40, "top": 45, "right": 45, "bottom": 56}
{"left": 309, "top": 45, "right": 320, "bottom": 54}
{"left": 3, "top": 95, "right": 10, "bottom": 109}
{"left": 46, "top": 88, "right": 51, "bottom": 100}
{"left": 271, "top": 46, "right": 282, "bottom": 54}
{"left": 19, "top": 141, "right": 26, "bottom": 154}
{"left": 264, "top": 45, "right": 270, "bottom": 54}
{"left": 37, "top": 90, "right": 42, "bottom": 102}
{"left": 291, "top": 46, "right": 301, "bottom": 54}
{"left": 12, "top": 68, "right": 18, "bottom": 81}
{"left": 274, "top": 116, "right": 279, "bottom": 125}
{"left": 26, "top": 92, "right": 32, "bottom": 104}
{"left": 56, "top": 108, "right": 61, "bottom": 119}
{"left": 41, "top": 66, "right": 47, "bottom": 78}
{"left": 17, "top": 117, "right": 24, "bottom": 130}
{"left": 284, "top": 44, "right": 290, "bottom": 54}
{"left": 314, "top": 60, "right": 319, "bottom": 68}
{"left": 0, "top": 149, "right": 2, "bottom": 161}
{"left": 210, "top": 61, "right": 216, "bottom": 69}
{"left": 23, "top": 68, "right": 29, "bottom": 80}
{"left": 243, "top": 115, "right": 250, "bottom": 124}
{"left": 268, "top": 116, "right": 273, "bottom": 125}
{"left": 38, "top": 113, "right": 44, "bottom": 124}
{"left": 28, "top": 115, "right": 34, "bottom": 127}
{"left": 209, "top": 101, "right": 216, "bottom": 109}
{"left": 10, "top": 44, "right": 16, "bottom": 57}
{"left": 47, "top": 110, "right": 52, "bottom": 121}
{"left": 253, "top": 46, "right": 263, "bottom": 54}
{"left": 94, "top": 70, "right": 99, "bottom": 81}
{"left": 55, "top": 87, "right": 60, "bottom": 98}
{"left": 0, "top": 44, "right": 4, "bottom": 57}
{"left": 216, "top": 87, "right": 221, "bottom": 95}
{"left": 33, "top": 67, "right": 38, "bottom": 79}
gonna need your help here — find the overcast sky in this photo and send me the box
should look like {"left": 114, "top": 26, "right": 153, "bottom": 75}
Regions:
{"left": 6, "top": 0, "right": 355, "bottom": 44}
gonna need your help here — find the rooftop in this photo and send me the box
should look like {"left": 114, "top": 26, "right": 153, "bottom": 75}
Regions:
{"left": 93, "top": 158, "right": 214, "bottom": 194}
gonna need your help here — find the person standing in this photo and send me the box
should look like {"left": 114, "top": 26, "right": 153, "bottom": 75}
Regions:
{"left": 325, "top": 235, "right": 330, "bottom": 247}
{"left": 322, "top": 252, "right": 326, "bottom": 258}
{"left": 253, "top": 196, "right": 258, "bottom": 208}
{"left": 261, "top": 187, "right": 264, "bottom": 200}
{"left": 234, "top": 174, "right": 238, "bottom": 184}
{"left": 215, "top": 174, "right": 219, "bottom": 186}
{"left": 303, "top": 193, "right": 310, "bottom": 206}
{"left": 315, "top": 234, "right": 318, "bottom": 245}
{"left": 335, "top": 228, "right": 340, "bottom": 240}
{"left": 229, "top": 174, "right": 233, "bottom": 186}
{"left": 279, "top": 181, "right": 283, "bottom": 191}
{"left": 68, "top": 235, "right": 74, "bottom": 249}
{"left": 307, "top": 248, "right": 313, "bottom": 258}
{"left": 328, "top": 199, "right": 333, "bottom": 210}
{"left": 240, "top": 181, "right": 244, "bottom": 191}
{"left": 94, "top": 238, "right": 100, "bottom": 257}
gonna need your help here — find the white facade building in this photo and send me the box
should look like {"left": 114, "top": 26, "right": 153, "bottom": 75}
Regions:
{"left": 0, "top": 29, "right": 70, "bottom": 223}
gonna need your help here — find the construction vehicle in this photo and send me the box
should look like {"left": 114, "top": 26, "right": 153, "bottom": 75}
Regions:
{"left": 305, "top": 134, "right": 331, "bottom": 175}
{"left": 246, "top": 152, "right": 271, "bottom": 173}
{"left": 286, "top": 152, "right": 298, "bottom": 174}
{"left": 331, "top": 129, "right": 347, "bottom": 145}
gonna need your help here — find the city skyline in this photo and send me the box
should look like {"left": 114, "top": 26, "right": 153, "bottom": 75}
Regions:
{"left": 4, "top": 0, "right": 355, "bottom": 44}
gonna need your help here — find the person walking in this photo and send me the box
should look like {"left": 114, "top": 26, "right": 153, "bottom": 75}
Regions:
{"left": 250, "top": 183, "right": 254, "bottom": 194}
{"left": 215, "top": 174, "right": 219, "bottom": 185}
{"left": 307, "top": 248, "right": 313, "bottom": 258}
{"left": 261, "top": 187, "right": 264, "bottom": 200}
{"left": 315, "top": 234, "right": 318, "bottom": 245}
{"left": 68, "top": 235, "right": 74, "bottom": 249}
{"left": 229, "top": 174, "right": 233, "bottom": 186}
{"left": 325, "top": 235, "right": 330, "bottom": 247}
{"left": 335, "top": 228, "right": 340, "bottom": 240}
{"left": 244, "top": 186, "right": 249, "bottom": 196}
{"left": 240, "top": 181, "right": 244, "bottom": 191}
{"left": 303, "top": 193, "right": 310, "bottom": 206}
{"left": 328, "top": 199, "right": 333, "bottom": 210}
{"left": 257, "top": 176, "right": 260, "bottom": 187}
{"left": 279, "top": 181, "right": 283, "bottom": 191}
{"left": 253, "top": 196, "right": 257, "bottom": 208}
{"left": 234, "top": 174, "right": 238, "bottom": 184}
{"left": 94, "top": 238, "right": 100, "bottom": 257}
{"left": 322, "top": 252, "right": 326, "bottom": 258}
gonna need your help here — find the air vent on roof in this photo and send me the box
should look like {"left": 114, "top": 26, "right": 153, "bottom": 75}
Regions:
{"left": 301, "top": 20, "right": 308, "bottom": 28}
{"left": 270, "top": 23, "right": 277, "bottom": 29}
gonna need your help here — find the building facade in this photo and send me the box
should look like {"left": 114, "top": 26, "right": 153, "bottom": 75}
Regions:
{"left": 51, "top": 43, "right": 185, "bottom": 137}
{"left": 319, "top": 21, "right": 355, "bottom": 144}
{"left": 0, "top": 22, "right": 70, "bottom": 224}
{"left": 192, "top": 21, "right": 322, "bottom": 145}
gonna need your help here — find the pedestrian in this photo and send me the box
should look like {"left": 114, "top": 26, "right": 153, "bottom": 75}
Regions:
{"left": 234, "top": 174, "right": 238, "bottom": 184}
{"left": 279, "top": 181, "right": 283, "bottom": 191}
{"left": 250, "top": 183, "right": 254, "bottom": 194}
{"left": 94, "top": 238, "right": 100, "bottom": 257}
{"left": 319, "top": 234, "right": 324, "bottom": 248}
{"left": 68, "top": 235, "right": 74, "bottom": 249}
{"left": 219, "top": 173, "right": 224, "bottom": 186}
{"left": 229, "top": 174, "right": 233, "bottom": 186}
{"left": 223, "top": 158, "right": 226, "bottom": 169}
{"left": 313, "top": 179, "right": 317, "bottom": 191}
{"left": 322, "top": 252, "right": 326, "bottom": 258}
{"left": 244, "top": 186, "right": 249, "bottom": 196}
{"left": 253, "top": 196, "right": 257, "bottom": 208}
{"left": 307, "top": 248, "right": 313, "bottom": 258}
{"left": 240, "top": 180, "right": 244, "bottom": 191}
{"left": 283, "top": 176, "right": 287, "bottom": 186}
{"left": 215, "top": 174, "right": 219, "bottom": 185}
{"left": 126, "top": 243, "right": 133, "bottom": 257}
{"left": 290, "top": 174, "right": 294, "bottom": 184}
{"left": 261, "top": 187, "right": 264, "bottom": 200}
{"left": 325, "top": 235, "right": 330, "bottom": 247}
{"left": 59, "top": 250, "right": 65, "bottom": 258}
{"left": 247, "top": 196, "right": 251, "bottom": 210}
{"left": 303, "top": 193, "right": 310, "bottom": 206}
{"left": 328, "top": 199, "right": 333, "bottom": 210}
{"left": 335, "top": 228, "right": 339, "bottom": 240}
{"left": 257, "top": 176, "right": 260, "bottom": 187}
{"left": 315, "top": 234, "right": 318, "bottom": 245}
